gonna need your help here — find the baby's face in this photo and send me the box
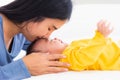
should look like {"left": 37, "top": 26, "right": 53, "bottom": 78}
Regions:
{"left": 47, "top": 38, "right": 68, "bottom": 54}
{"left": 34, "top": 38, "right": 68, "bottom": 54}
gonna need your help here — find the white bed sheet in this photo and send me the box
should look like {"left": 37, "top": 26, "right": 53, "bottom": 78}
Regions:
{"left": 24, "top": 71, "right": 120, "bottom": 80}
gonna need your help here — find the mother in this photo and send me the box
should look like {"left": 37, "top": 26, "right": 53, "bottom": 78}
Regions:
{"left": 0, "top": 0, "right": 72, "bottom": 79}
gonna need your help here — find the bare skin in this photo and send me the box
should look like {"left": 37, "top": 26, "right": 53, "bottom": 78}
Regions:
{"left": 23, "top": 53, "right": 69, "bottom": 75}
{"left": 97, "top": 20, "right": 113, "bottom": 38}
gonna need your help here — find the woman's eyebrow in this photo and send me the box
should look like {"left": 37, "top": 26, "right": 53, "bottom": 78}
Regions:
{"left": 53, "top": 25, "right": 58, "bottom": 30}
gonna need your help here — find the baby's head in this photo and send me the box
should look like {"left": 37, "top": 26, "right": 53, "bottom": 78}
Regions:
{"left": 27, "top": 38, "right": 68, "bottom": 55}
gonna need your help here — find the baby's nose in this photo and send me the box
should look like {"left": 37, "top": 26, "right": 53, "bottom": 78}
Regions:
{"left": 54, "top": 38, "right": 57, "bottom": 40}
{"left": 54, "top": 38, "right": 60, "bottom": 40}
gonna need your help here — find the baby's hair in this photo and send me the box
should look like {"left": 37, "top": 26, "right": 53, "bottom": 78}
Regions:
{"left": 26, "top": 37, "right": 48, "bottom": 55}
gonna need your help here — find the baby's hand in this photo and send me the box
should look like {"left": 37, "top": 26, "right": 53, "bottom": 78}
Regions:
{"left": 97, "top": 20, "right": 114, "bottom": 38}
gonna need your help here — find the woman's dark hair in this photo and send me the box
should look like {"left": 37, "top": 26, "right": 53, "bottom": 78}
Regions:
{"left": 0, "top": 0, "right": 72, "bottom": 24}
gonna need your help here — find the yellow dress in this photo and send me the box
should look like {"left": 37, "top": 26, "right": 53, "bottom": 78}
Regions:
{"left": 60, "top": 31, "right": 120, "bottom": 71}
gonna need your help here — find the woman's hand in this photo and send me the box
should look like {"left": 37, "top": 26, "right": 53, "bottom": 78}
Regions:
{"left": 97, "top": 20, "right": 114, "bottom": 38}
{"left": 22, "top": 52, "right": 69, "bottom": 76}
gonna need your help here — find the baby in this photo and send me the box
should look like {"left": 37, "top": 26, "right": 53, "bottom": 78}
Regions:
{"left": 27, "top": 20, "right": 120, "bottom": 71}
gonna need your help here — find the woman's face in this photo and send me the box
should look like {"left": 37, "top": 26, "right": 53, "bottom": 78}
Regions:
{"left": 21, "top": 18, "right": 67, "bottom": 42}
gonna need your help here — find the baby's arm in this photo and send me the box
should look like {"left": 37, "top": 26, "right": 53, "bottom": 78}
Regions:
{"left": 61, "top": 38, "right": 107, "bottom": 71}
{"left": 97, "top": 20, "right": 113, "bottom": 38}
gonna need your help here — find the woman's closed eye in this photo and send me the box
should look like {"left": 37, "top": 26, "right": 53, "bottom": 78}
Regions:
{"left": 48, "top": 25, "right": 58, "bottom": 31}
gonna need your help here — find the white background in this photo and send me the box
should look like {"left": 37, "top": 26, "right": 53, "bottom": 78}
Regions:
{"left": 72, "top": 0, "right": 120, "bottom": 4}
{"left": 50, "top": 4, "right": 120, "bottom": 44}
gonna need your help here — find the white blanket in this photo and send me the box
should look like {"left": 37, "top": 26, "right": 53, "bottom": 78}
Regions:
{"left": 24, "top": 71, "right": 120, "bottom": 80}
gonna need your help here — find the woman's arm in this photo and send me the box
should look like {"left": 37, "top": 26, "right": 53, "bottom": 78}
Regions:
{"left": 0, "top": 59, "right": 30, "bottom": 79}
